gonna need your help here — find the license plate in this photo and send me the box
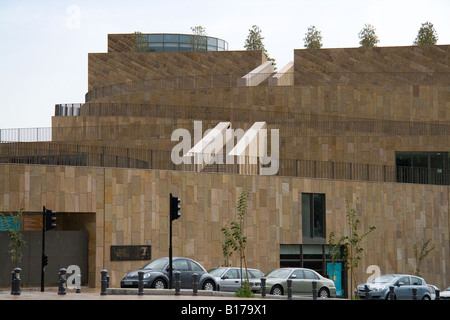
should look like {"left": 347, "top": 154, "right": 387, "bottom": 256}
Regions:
{"left": 124, "top": 281, "right": 133, "bottom": 286}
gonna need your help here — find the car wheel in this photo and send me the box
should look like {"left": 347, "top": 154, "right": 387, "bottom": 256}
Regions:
{"left": 270, "top": 285, "right": 284, "bottom": 295}
{"left": 318, "top": 288, "right": 330, "bottom": 298}
{"left": 152, "top": 278, "right": 167, "bottom": 289}
{"left": 422, "top": 295, "right": 431, "bottom": 300}
{"left": 202, "top": 280, "right": 215, "bottom": 291}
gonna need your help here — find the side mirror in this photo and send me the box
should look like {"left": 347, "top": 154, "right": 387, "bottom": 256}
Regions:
{"left": 221, "top": 275, "right": 229, "bottom": 280}
{"left": 397, "top": 281, "right": 405, "bottom": 287}
{"left": 290, "top": 274, "right": 297, "bottom": 279}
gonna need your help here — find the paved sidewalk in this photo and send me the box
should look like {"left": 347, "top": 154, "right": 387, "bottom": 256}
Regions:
{"left": 0, "top": 287, "right": 265, "bottom": 300}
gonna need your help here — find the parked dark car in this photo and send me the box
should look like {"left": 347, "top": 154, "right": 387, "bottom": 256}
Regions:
{"left": 120, "top": 257, "right": 217, "bottom": 290}
{"left": 208, "top": 267, "right": 264, "bottom": 292}
{"left": 357, "top": 274, "right": 432, "bottom": 300}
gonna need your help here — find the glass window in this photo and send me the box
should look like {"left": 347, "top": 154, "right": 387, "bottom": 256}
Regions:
{"left": 207, "top": 37, "right": 218, "bottom": 47}
{"left": 313, "top": 194, "right": 325, "bottom": 238}
{"left": 397, "top": 276, "right": 410, "bottom": 285}
{"left": 413, "top": 152, "right": 428, "bottom": 168}
{"left": 248, "top": 269, "right": 264, "bottom": 279}
{"left": 148, "top": 44, "right": 164, "bottom": 52}
{"left": 164, "top": 34, "right": 179, "bottom": 42}
{"left": 173, "top": 259, "right": 189, "bottom": 271}
{"left": 411, "top": 277, "right": 423, "bottom": 285}
{"left": 189, "top": 260, "right": 204, "bottom": 272}
{"left": 303, "top": 270, "right": 319, "bottom": 280}
{"left": 302, "top": 193, "right": 326, "bottom": 239}
{"left": 224, "top": 269, "right": 240, "bottom": 279}
{"left": 302, "top": 194, "right": 311, "bottom": 238}
{"left": 147, "top": 34, "right": 164, "bottom": 42}
{"left": 164, "top": 43, "right": 179, "bottom": 52}
{"left": 291, "top": 269, "right": 304, "bottom": 279}
{"left": 179, "top": 35, "right": 193, "bottom": 44}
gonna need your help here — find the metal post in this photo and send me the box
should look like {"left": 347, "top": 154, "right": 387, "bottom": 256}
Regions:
{"left": 287, "top": 278, "right": 292, "bottom": 300}
{"left": 41, "top": 206, "right": 46, "bottom": 292}
{"left": 435, "top": 289, "right": 440, "bottom": 300}
{"left": 261, "top": 277, "right": 266, "bottom": 298}
{"left": 174, "top": 271, "right": 181, "bottom": 295}
{"left": 389, "top": 286, "right": 396, "bottom": 300}
{"left": 100, "top": 270, "right": 108, "bottom": 295}
{"left": 12, "top": 268, "right": 21, "bottom": 295}
{"left": 192, "top": 273, "right": 199, "bottom": 296}
{"left": 364, "top": 284, "right": 370, "bottom": 300}
{"left": 76, "top": 274, "right": 81, "bottom": 293}
{"left": 58, "top": 268, "right": 67, "bottom": 295}
{"left": 138, "top": 271, "right": 144, "bottom": 295}
{"left": 412, "top": 287, "right": 417, "bottom": 300}
{"left": 312, "top": 281, "right": 318, "bottom": 300}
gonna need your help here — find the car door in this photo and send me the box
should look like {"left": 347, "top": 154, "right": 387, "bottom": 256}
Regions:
{"left": 302, "top": 269, "right": 320, "bottom": 294}
{"left": 289, "top": 269, "right": 305, "bottom": 294}
{"left": 220, "top": 269, "right": 241, "bottom": 292}
{"left": 394, "top": 276, "right": 411, "bottom": 299}
{"left": 172, "top": 258, "right": 191, "bottom": 288}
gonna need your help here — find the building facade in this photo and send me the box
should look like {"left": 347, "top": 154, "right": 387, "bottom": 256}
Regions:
{"left": 0, "top": 34, "right": 449, "bottom": 295}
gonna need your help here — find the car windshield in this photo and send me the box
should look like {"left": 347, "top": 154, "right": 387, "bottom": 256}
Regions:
{"left": 208, "top": 268, "right": 228, "bottom": 277}
{"left": 142, "top": 258, "right": 168, "bottom": 270}
{"left": 266, "top": 269, "right": 292, "bottom": 279}
{"left": 369, "top": 274, "right": 397, "bottom": 284}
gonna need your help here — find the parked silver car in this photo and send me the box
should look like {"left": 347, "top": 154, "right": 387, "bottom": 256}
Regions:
{"left": 357, "top": 274, "right": 432, "bottom": 300}
{"left": 264, "top": 267, "right": 337, "bottom": 298}
{"left": 208, "top": 267, "right": 264, "bottom": 292}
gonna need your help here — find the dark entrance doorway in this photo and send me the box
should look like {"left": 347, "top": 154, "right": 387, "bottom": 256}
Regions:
{"left": 280, "top": 244, "right": 347, "bottom": 298}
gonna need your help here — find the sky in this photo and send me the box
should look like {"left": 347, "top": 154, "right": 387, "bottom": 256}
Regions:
{"left": 0, "top": 0, "right": 449, "bottom": 129}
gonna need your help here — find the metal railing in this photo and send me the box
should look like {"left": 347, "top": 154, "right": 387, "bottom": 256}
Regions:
{"left": 1, "top": 142, "right": 449, "bottom": 186}
{"left": 0, "top": 127, "right": 52, "bottom": 143}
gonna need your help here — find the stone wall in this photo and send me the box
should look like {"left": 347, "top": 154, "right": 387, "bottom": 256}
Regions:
{"left": 1, "top": 163, "right": 448, "bottom": 289}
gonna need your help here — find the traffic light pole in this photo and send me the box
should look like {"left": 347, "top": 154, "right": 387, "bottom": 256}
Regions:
{"left": 41, "top": 206, "right": 46, "bottom": 292}
{"left": 168, "top": 193, "right": 180, "bottom": 290}
{"left": 169, "top": 215, "right": 173, "bottom": 289}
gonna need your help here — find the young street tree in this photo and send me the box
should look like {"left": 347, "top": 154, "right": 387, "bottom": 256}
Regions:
{"left": 190, "top": 25, "right": 207, "bottom": 51}
{"left": 328, "top": 198, "right": 376, "bottom": 299}
{"left": 413, "top": 21, "right": 438, "bottom": 46}
{"left": 221, "top": 189, "right": 253, "bottom": 296}
{"left": 303, "top": 25, "right": 323, "bottom": 49}
{"left": 0, "top": 209, "right": 26, "bottom": 268}
{"left": 358, "top": 24, "right": 380, "bottom": 47}
{"left": 244, "top": 25, "right": 275, "bottom": 65}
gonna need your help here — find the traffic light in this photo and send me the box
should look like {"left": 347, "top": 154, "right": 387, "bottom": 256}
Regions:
{"left": 42, "top": 253, "right": 48, "bottom": 266}
{"left": 170, "top": 193, "right": 181, "bottom": 221}
{"left": 44, "top": 207, "right": 56, "bottom": 231}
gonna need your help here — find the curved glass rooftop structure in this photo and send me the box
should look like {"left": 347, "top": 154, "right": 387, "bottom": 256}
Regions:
{"left": 137, "top": 33, "right": 228, "bottom": 52}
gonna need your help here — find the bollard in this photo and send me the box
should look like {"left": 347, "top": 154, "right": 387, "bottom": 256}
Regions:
{"left": 100, "top": 269, "right": 108, "bottom": 295}
{"left": 174, "top": 271, "right": 181, "bottom": 295}
{"left": 76, "top": 274, "right": 81, "bottom": 293}
{"left": 412, "top": 287, "right": 417, "bottom": 300}
{"left": 389, "top": 286, "right": 396, "bottom": 300}
{"left": 10, "top": 270, "right": 14, "bottom": 295}
{"left": 435, "top": 289, "right": 440, "bottom": 300}
{"left": 260, "top": 277, "right": 266, "bottom": 298}
{"left": 11, "top": 268, "right": 22, "bottom": 295}
{"left": 364, "top": 284, "right": 370, "bottom": 300}
{"left": 106, "top": 275, "right": 110, "bottom": 288}
{"left": 312, "top": 281, "right": 318, "bottom": 300}
{"left": 192, "top": 273, "right": 199, "bottom": 296}
{"left": 58, "top": 268, "right": 67, "bottom": 295}
{"left": 138, "top": 271, "right": 144, "bottom": 295}
{"left": 287, "top": 278, "right": 292, "bottom": 300}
